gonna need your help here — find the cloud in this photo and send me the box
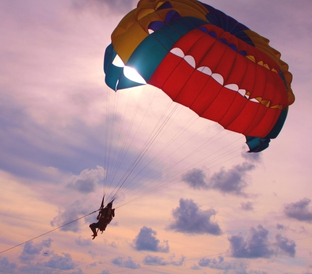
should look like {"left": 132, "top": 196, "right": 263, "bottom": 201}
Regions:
{"left": 71, "top": 0, "right": 136, "bottom": 13}
{"left": 75, "top": 236, "right": 92, "bottom": 247}
{"left": 70, "top": 268, "right": 84, "bottom": 274}
{"left": 276, "top": 223, "right": 287, "bottom": 231}
{"left": 240, "top": 201, "right": 254, "bottom": 211}
{"left": 182, "top": 168, "right": 207, "bottom": 189}
{"left": 198, "top": 256, "right": 232, "bottom": 270}
{"left": 275, "top": 234, "right": 296, "bottom": 257}
{"left": 209, "top": 162, "right": 254, "bottom": 195}
{"left": 283, "top": 198, "right": 312, "bottom": 222}
{"left": 143, "top": 255, "right": 185, "bottom": 266}
{"left": 182, "top": 161, "right": 256, "bottom": 196}
{"left": 111, "top": 256, "right": 140, "bottom": 269}
{"left": 228, "top": 225, "right": 274, "bottom": 258}
{"left": 168, "top": 198, "right": 221, "bottom": 235}
{"left": 143, "top": 255, "right": 166, "bottom": 266}
{"left": 193, "top": 257, "right": 251, "bottom": 273}
{"left": 51, "top": 200, "right": 91, "bottom": 232}
{"left": 132, "top": 226, "right": 169, "bottom": 252}
{"left": 44, "top": 253, "right": 76, "bottom": 270}
{"left": 66, "top": 166, "right": 105, "bottom": 194}
{"left": 242, "top": 151, "right": 261, "bottom": 162}
{"left": 229, "top": 225, "right": 296, "bottom": 259}
{"left": 230, "top": 230, "right": 296, "bottom": 261}
{"left": 0, "top": 257, "right": 17, "bottom": 273}
{"left": 19, "top": 239, "right": 52, "bottom": 262}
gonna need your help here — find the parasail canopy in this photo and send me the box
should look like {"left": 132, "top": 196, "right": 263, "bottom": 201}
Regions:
{"left": 104, "top": 0, "right": 294, "bottom": 152}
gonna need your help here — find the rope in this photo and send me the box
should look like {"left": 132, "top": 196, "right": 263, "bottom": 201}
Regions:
{"left": 0, "top": 209, "right": 99, "bottom": 255}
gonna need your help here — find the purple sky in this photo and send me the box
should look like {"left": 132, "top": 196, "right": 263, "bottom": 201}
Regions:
{"left": 1, "top": 0, "right": 312, "bottom": 273}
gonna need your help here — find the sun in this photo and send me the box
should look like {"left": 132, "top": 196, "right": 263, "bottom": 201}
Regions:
{"left": 113, "top": 54, "right": 146, "bottom": 84}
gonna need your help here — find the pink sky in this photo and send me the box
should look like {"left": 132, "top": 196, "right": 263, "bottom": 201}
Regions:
{"left": 1, "top": 0, "right": 312, "bottom": 273}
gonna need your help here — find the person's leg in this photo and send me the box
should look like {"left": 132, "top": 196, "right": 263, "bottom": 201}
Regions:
{"left": 89, "top": 223, "right": 98, "bottom": 239}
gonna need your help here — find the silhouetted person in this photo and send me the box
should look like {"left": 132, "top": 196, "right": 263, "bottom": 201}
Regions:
{"left": 89, "top": 201, "right": 115, "bottom": 240}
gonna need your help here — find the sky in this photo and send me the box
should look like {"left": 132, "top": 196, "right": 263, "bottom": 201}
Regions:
{"left": 0, "top": 0, "right": 312, "bottom": 273}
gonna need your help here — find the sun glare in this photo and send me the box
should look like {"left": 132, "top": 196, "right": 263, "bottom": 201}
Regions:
{"left": 124, "top": 66, "right": 146, "bottom": 84}
{"left": 112, "top": 54, "right": 124, "bottom": 67}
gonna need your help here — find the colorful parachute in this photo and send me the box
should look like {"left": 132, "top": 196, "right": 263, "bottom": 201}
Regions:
{"left": 104, "top": 0, "right": 294, "bottom": 152}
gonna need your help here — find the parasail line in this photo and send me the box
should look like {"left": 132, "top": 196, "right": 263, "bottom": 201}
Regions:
{"left": 0, "top": 210, "right": 99, "bottom": 255}
{"left": 107, "top": 102, "right": 179, "bottom": 201}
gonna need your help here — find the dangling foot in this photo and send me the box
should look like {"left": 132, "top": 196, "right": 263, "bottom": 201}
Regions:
{"left": 91, "top": 232, "right": 97, "bottom": 240}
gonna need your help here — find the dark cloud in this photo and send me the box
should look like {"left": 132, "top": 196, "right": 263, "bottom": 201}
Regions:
{"left": 144, "top": 255, "right": 166, "bottom": 266}
{"left": 19, "top": 263, "right": 53, "bottom": 274}
{"left": 132, "top": 226, "right": 169, "bottom": 252}
{"left": 182, "top": 168, "right": 207, "bottom": 189}
{"left": 19, "top": 239, "right": 52, "bottom": 262}
{"left": 67, "top": 166, "right": 105, "bottom": 194}
{"left": 228, "top": 225, "right": 274, "bottom": 258}
{"left": 111, "top": 256, "right": 140, "bottom": 269}
{"left": 44, "top": 253, "right": 76, "bottom": 270}
{"left": 240, "top": 201, "right": 254, "bottom": 211}
{"left": 182, "top": 161, "right": 256, "bottom": 196}
{"left": 198, "top": 256, "right": 232, "bottom": 270}
{"left": 275, "top": 234, "right": 296, "bottom": 257}
{"left": 70, "top": 268, "right": 84, "bottom": 274}
{"left": 209, "top": 163, "right": 254, "bottom": 195}
{"left": 229, "top": 226, "right": 296, "bottom": 259}
{"left": 0, "top": 257, "right": 17, "bottom": 273}
{"left": 283, "top": 198, "right": 312, "bottom": 222}
{"left": 168, "top": 199, "right": 221, "bottom": 235}
{"left": 190, "top": 264, "right": 201, "bottom": 270}
{"left": 276, "top": 223, "right": 287, "bottom": 231}
{"left": 143, "top": 255, "right": 184, "bottom": 266}
{"left": 193, "top": 258, "right": 252, "bottom": 273}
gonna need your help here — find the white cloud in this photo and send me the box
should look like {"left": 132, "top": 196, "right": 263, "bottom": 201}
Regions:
{"left": 67, "top": 166, "right": 105, "bottom": 194}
